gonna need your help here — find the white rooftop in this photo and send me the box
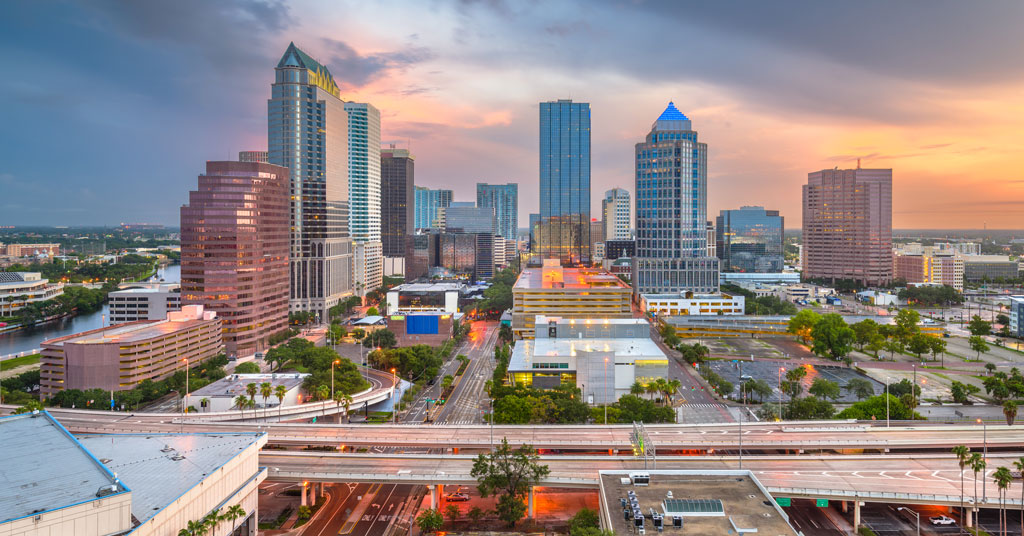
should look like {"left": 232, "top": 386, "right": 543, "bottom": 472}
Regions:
{"left": 110, "top": 284, "right": 180, "bottom": 294}
{"left": 191, "top": 373, "right": 308, "bottom": 399}
{"left": 390, "top": 282, "right": 463, "bottom": 292}
{"left": 509, "top": 336, "right": 665, "bottom": 372}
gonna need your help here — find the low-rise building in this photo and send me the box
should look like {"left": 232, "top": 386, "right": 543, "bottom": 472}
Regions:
{"left": 386, "top": 282, "right": 462, "bottom": 315}
{"left": 1009, "top": 296, "right": 1024, "bottom": 338}
{"left": 511, "top": 259, "right": 633, "bottom": 339}
{"left": 856, "top": 290, "right": 901, "bottom": 306}
{"left": 964, "top": 255, "right": 1019, "bottom": 282}
{"left": 893, "top": 246, "right": 964, "bottom": 291}
{"left": 778, "top": 283, "right": 835, "bottom": 303}
{"left": 507, "top": 316, "right": 667, "bottom": 404}
{"left": 0, "top": 410, "right": 265, "bottom": 536}
{"left": 0, "top": 272, "right": 64, "bottom": 314}
{"left": 720, "top": 272, "right": 800, "bottom": 286}
{"left": 641, "top": 292, "right": 744, "bottom": 316}
{"left": 0, "top": 243, "right": 60, "bottom": 257}
{"left": 388, "top": 312, "right": 456, "bottom": 347}
{"left": 107, "top": 284, "right": 181, "bottom": 323}
{"left": 40, "top": 305, "right": 223, "bottom": 398}
{"left": 191, "top": 372, "right": 307, "bottom": 413}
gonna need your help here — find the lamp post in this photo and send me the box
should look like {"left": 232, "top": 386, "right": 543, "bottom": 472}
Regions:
{"left": 331, "top": 359, "right": 339, "bottom": 404}
{"left": 978, "top": 418, "right": 987, "bottom": 502}
{"left": 897, "top": 507, "right": 919, "bottom": 536}
{"left": 778, "top": 367, "right": 785, "bottom": 421}
{"left": 391, "top": 368, "right": 398, "bottom": 424}
{"left": 603, "top": 357, "right": 609, "bottom": 424}
{"left": 885, "top": 376, "right": 891, "bottom": 428}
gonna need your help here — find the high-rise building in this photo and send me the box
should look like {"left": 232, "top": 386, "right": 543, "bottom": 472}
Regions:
{"left": 632, "top": 102, "right": 719, "bottom": 294}
{"left": 528, "top": 212, "right": 540, "bottom": 251}
{"left": 344, "top": 102, "right": 382, "bottom": 298}
{"left": 238, "top": 150, "right": 268, "bottom": 163}
{"left": 802, "top": 167, "right": 893, "bottom": 286}
{"left": 414, "top": 187, "right": 452, "bottom": 231}
{"left": 894, "top": 248, "right": 964, "bottom": 291}
{"left": 180, "top": 161, "right": 290, "bottom": 357}
{"left": 381, "top": 147, "right": 415, "bottom": 258}
{"left": 538, "top": 99, "right": 591, "bottom": 265}
{"left": 444, "top": 204, "right": 496, "bottom": 280}
{"left": 477, "top": 183, "right": 518, "bottom": 241}
{"left": 602, "top": 188, "right": 631, "bottom": 241}
{"left": 268, "top": 42, "right": 353, "bottom": 321}
{"left": 716, "top": 206, "right": 784, "bottom": 273}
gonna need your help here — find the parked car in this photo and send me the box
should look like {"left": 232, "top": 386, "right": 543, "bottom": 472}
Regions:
{"left": 445, "top": 492, "right": 470, "bottom": 502}
{"left": 929, "top": 515, "right": 956, "bottom": 526}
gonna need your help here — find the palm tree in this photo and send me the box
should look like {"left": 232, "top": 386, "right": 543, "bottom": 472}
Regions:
{"left": 200, "top": 398, "right": 210, "bottom": 413}
{"left": 342, "top": 393, "right": 352, "bottom": 423}
{"left": 953, "top": 445, "right": 971, "bottom": 525}
{"left": 185, "top": 519, "right": 208, "bottom": 536}
{"left": 1014, "top": 457, "right": 1024, "bottom": 536}
{"left": 222, "top": 504, "right": 246, "bottom": 533}
{"left": 1003, "top": 400, "right": 1018, "bottom": 426}
{"left": 203, "top": 508, "right": 221, "bottom": 534}
{"left": 317, "top": 385, "right": 330, "bottom": 416}
{"left": 970, "top": 452, "right": 986, "bottom": 514}
{"left": 234, "top": 395, "right": 249, "bottom": 417}
{"left": 245, "top": 382, "right": 257, "bottom": 416}
{"left": 260, "top": 382, "right": 272, "bottom": 420}
{"left": 275, "top": 384, "right": 288, "bottom": 419}
{"left": 645, "top": 381, "right": 659, "bottom": 402}
{"left": 630, "top": 381, "right": 645, "bottom": 397}
{"left": 993, "top": 466, "right": 1013, "bottom": 536}
{"left": 666, "top": 379, "right": 681, "bottom": 406}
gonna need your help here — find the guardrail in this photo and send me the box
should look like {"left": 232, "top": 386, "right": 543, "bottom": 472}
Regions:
{"left": 768, "top": 487, "right": 1022, "bottom": 508}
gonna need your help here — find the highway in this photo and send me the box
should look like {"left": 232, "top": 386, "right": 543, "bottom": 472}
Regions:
{"left": 260, "top": 451, "right": 1024, "bottom": 509}
{"left": 297, "top": 483, "right": 416, "bottom": 536}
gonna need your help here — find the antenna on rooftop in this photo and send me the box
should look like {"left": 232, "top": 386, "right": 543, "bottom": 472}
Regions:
{"left": 857, "top": 158, "right": 861, "bottom": 169}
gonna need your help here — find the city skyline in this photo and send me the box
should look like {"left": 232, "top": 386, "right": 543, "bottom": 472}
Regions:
{"left": 3, "top": 1, "right": 1024, "bottom": 229}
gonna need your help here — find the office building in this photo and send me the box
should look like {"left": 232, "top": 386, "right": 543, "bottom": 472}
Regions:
{"left": 893, "top": 246, "right": 964, "bottom": 291}
{"left": 507, "top": 316, "right": 667, "bottom": 404}
{"left": 180, "top": 161, "right": 290, "bottom": 357}
{"left": 353, "top": 241, "right": 383, "bottom": 297}
{"left": 0, "top": 272, "right": 63, "bottom": 314}
{"left": 604, "top": 239, "right": 635, "bottom": 261}
{"left": 405, "top": 233, "right": 438, "bottom": 281}
{"left": 381, "top": 147, "right": 415, "bottom": 258}
{"left": 0, "top": 411, "right": 265, "bottom": 536}
{"left": 1009, "top": 296, "right": 1024, "bottom": 338}
{"left": 40, "top": 305, "right": 223, "bottom": 397}
{"left": 538, "top": 99, "right": 591, "bottom": 265}
{"left": 0, "top": 243, "right": 60, "bottom": 257}
{"left": 802, "top": 166, "right": 893, "bottom": 286}
{"left": 477, "top": 183, "right": 518, "bottom": 241}
{"left": 706, "top": 221, "right": 716, "bottom": 258}
{"left": 633, "top": 102, "right": 719, "bottom": 295}
{"left": 511, "top": 259, "right": 632, "bottom": 339}
{"left": 444, "top": 204, "right": 496, "bottom": 280}
{"left": 716, "top": 206, "right": 784, "bottom": 273}
{"left": 344, "top": 102, "right": 383, "bottom": 298}
{"left": 268, "top": 42, "right": 354, "bottom": 321}
{"left": 937, "top": 241, "right": 981, "bottom": 256}
{"left": 238, "top": 150, "right": 268, "bottom": 163}
{"left": 602, "top": 188, "right": 631, "bottom": 241}
{"left": 445, "top": 204, "right": 496, "bottom": 234}
{"left": 964, "top": 255, "right": 1019, "bottom": 282}
{"left": 528, "top": 212, "right": 541, "bottom": 251}
{"left": 589, "top": 219, "right": 605, "bottom": 260}
{"left": 640, "top": 292, "right": 745, "bottom": 317}
{"left": 414, "top": 187, "right": 452, "bottom": 231}
{"left": 107, "top": 284, "right": 181, "bottom": 323}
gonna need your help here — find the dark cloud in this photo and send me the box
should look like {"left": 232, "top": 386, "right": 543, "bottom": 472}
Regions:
{"left": 320, "top": 38, "right": 433, "bottom": 88}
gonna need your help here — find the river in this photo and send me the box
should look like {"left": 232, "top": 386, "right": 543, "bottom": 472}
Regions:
{"left": 0, "top": 264, "right": 180, "bottom": 356}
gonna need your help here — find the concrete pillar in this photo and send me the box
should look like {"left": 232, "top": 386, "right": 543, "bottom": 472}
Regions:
{"left": 301, "top": 483, "right": 308, "bottom": 507}
{"left": 453, "top": 447, "right": 459, "bottom": 454}
{"left": 853, "top": 501, "right": 860, "bottom": 529}
{"left": 319, "top": 482, "right": 325, "bottom": 498}
{"left": 429, "top": 486, "right": 437, "bottom": 509}
{"left": 608, "top": 449, "right": 614, "bottom": 456}
{"left": 966, "top": 507, "right": 973, "bottom": 527}
{"left": 528, "top": 486, "right": 535, "bottom": 519}
{"left": 841, "top": 500, "right": 848, "bottom": 514}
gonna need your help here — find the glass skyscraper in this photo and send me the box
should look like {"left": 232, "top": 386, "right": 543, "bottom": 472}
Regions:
{"left": 414, "top": 187, "right": 452, "bottom": 231}
{"left": 476, "top": 183, "right": 518, "bottom": 241}
{"left": 538, "top": 99, "right": 590, "bottom": 265}
{"left": 344, "top": 102, "right": 382, "bottom": 297}
{"left": 716, "top": 206, "right": 784, "bottom": 273}
{"left": 633, "top": 102, "right": 719, "bottom": 294}
{"left": 268, "top": 42, "right": 353, "bottom": 321}
{"left": 380, "top": 148, "right": 414, "bottom": 258}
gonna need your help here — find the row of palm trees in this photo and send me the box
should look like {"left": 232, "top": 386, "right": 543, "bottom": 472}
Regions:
{"left": 629, "top": 378, "right": 682, "bottom": 406}
{"left": 952, "top": 444, "right": 1023, "bottom": 536}
{"left": 232, "top": 382, "right": 354, "bottom": 422}
{"left": 177, "top": 504, "right": 246, "bottom": 536}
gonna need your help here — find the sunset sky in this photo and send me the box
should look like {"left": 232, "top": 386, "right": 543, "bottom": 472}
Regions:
{"left": 1, "top": 0, "right": 1023, "bottom": 228}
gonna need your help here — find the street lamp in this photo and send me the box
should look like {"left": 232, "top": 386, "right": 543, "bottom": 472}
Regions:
{"left": 897, "top": 507, "right": 919, "bottom": 536}
{"left": 977, "top": 418, "right": 988, "bottom": 502}
{"left": 777, "top": 367, "right": 785, "bottom": 421}
{"left": 331, "top": 359, "right": 340, "bottom": 403}
{"left": 391, "top": 368, "right": 398, "bottom": 424}
{"left": 885, "top": 376, "right": 891, "bottom": 428}
{"left": 603, "top": 357, "right": 609, "bottom": 424}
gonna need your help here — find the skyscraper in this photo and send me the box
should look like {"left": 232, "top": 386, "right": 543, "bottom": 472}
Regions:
{"left": 803, "top": 167, "right": 893, "bottom": 286}
{"left": 476, "top": 183, "right": 518, "bottom": 241}
{"left": 381, "top": 147, "right": 414, "bottom": 258}
{"left": 268, "top": 42, "right": 353, "bottom": 321}
{"left": 344, "top": 102, "right": 382, "bottom": 298}
{"left": 180, "top": 161, "right": 289, "bottom": 357}
{"left": 716, "top": 206, "right": 784, "bottom": 273}
{"left": 444, "top": 204, "right": 496, "bottom": 280}
{"left": 238, "top": 151, "right": 268, "bottom": 163}
{"left": 633, "top": 102, "right": 719, "bottom": 294}
{"left": 538, "top": 99, "right": 590, "bottom": 265}
{"left": 414, "top": 187, "right": 452, "bottom": 231}
{"left": 602, "top": 188, "right": 631, "bottom": 241}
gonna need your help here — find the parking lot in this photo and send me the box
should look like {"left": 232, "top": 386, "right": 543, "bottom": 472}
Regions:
{"left": 705, "top": 360, "right": 883, "bottom": 403}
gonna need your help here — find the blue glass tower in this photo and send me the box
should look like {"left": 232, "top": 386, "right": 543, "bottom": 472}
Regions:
{"left": 538, "top": 99, "right": 591, "bottom": 265}
{"left": 633, "top": 102, "right": 719, "bottom": 294}
{"left": 476, "top": 183, "right": 518, "bottom": 241}
{"left": 716, "top": 206, "right": 784, "bottom": 273}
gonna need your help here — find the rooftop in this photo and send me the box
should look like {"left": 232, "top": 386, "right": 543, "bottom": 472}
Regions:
{"left": 78, "top": 432, "right": 265, "bottom": 528}
{"left": 656, "top": 101, "right": 689, "bottom": 121}
{"left": 110, "top": 284, "right": 180, "bottom": 294}
{"left": 42, "top": 305, "right": 216, "bottom": 347}
{"left": 191, "top": 373, "right": 308, "bottom": 399}
{"left": 390, "top": 282, "right": 464, "bottom": 293}
{"left": 642, "top": 292, "right": 740, "bottom": 300}
{"left": 514, "top": 265, "right": 629, "bottom": 290}
{"left": 599, "top": 471, "right": 798, "bottom": 536}
{"left": 0, "top": 411, "right": 123, "bottom": 525}
{"left": 0, "top": 272, "right": 43, "bottom": 285}
{"left": 509, "top": 336, "right": 664, "bottom": 372}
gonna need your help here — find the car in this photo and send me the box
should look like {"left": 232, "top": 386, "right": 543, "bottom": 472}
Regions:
{"left": 929, "top": 515, "right": 956, "bottom": 526}
{"left": 445, "top": 493, "right": 470, "bottom": 502}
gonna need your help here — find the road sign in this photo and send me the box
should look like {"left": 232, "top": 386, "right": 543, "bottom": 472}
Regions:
{"left": 815, "top": 499, "right": 828, "bottom": 507}
{"left": 775, "top": 498, "right": 791, "bottom": 507}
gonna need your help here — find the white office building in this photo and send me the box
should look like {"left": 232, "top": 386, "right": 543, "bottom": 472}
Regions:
{"left": 108, "top": 284, "right": 181, "bottom": 323}
{"left": 602, "top": 188, "right": 631, "bottom": 241}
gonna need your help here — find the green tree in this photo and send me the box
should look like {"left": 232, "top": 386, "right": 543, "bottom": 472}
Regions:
{"left": 969, "top": 453, "right": 985, "bottom": 513}
{"left": 13, "top": 400, "right": 44, "bottom": 414}
{"left": 851, "top": 319, "right": 879, "bottom": 351}
{"left": 467, "top": 506, "right": 485, "bottom": 525}
{"left": 893, "top": 308, "right": 921, "bottom": 343}
{"left": 969, "top": 315, "right": 992, "bottom": 337}
{"left": 245, "top": 382, "right": 258, "bottom": 411}
{"left": 950, "top": 380, "right": 980, "bottom": 404}
{"left": 996, "top": 313, "right": 1010, "bottom": 326}
{"left": 952, "top": 445, "right": 971, "bottom": 525}
{"left": 362, "top": 328, "right": 397, "bottom": 349}
{"left": 222, "top": 505, "right": 246, "bottom": 533}
{"left": 787, "top": 309, "right": 820, "bottom": 344}
{"left": 234, "top": 361, "right": 260, "bottom": 374}
{"left": 233, "top": 395, "right": 249, "bottom": 415}
{"left": 568, "top": 508, "right": 601, "bottom": 535}
{"left": 836, "top": 394, "right": 916, "bottom": 420}
{"left": 416, "top": 508, "right": 444, "bottom": 534}
{"left": 471, "top": 438, "right": 550, "bottom": 527}
{"left": 810, "top": 313, "right": 855, "bottom": 361}
{"left": 259, "top": 382, "right": 272, "bottom": 418}
{"left": 994, "top": 466, "right": 1013, "bottom": 535}
{"left": 785, "top": 396, "right": 835, "bottom": 419}
{"left": 865, "top": 334, "right": 886, "bottom": 359}
{"left": 928, "top": 336, "right": 947, "bottom": 365}
{"left": 1003, "top": 400, "right": 1018, "bottom": 426}
{"left": 275, "top": 384, "right": 288, "bottom": 417}
{"left": 844, "top": 378, "right": 875, "bottom": 401}
{"left": 442, "top": 374, "right": 454, "bottom": 390}
{"left": 907, "top": 333, "right": 932, "bottom": 361}
{"left": 969, "top": 335, "right": 990, "bottom": 360}
{"left": 366, "top": 306, "right": 379, "bottom": 316}
{"left": 808, "top": 378, "right": 841, "bottom": 401}
{"left": 499, "top": 324, "right": 513, "bottom": 344}
{"left": 444, "top": 504, "right": 461, "bottom": 527}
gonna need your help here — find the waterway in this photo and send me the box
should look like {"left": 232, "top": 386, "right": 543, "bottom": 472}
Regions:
{"left": 0, "top": 264, "right": 180, "bottom": 356}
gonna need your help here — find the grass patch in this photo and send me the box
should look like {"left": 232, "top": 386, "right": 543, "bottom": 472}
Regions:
{"left": 858, "top": 526, "right": 879, "bottom": 536}
{"left": 0, "top": 354, "right": 40, "bottom": 372}
{"left": 258, "top": 506, "right": 293, "bottom": 530}
{"left": 932, "top": 372, "right": 952, "bottom": 380}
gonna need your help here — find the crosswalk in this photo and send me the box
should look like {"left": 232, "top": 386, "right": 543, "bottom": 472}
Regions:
{"left": 682, "top": 403, "right": 726, "bottom": 409}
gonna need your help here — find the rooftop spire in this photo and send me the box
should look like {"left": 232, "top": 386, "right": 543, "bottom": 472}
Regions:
{"left": 657, "top": 101, "right": 689, "bottom": 121}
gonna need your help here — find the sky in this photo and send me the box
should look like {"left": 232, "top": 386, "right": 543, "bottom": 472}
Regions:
{"left": 1, "top": 0, "right": 1023, "bottom": 229}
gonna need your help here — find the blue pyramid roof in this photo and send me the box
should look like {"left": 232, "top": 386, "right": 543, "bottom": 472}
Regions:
{"left": 657, "top": 101, "right": 689, "bottom": 121}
